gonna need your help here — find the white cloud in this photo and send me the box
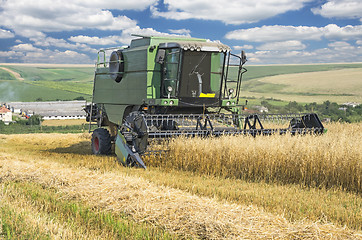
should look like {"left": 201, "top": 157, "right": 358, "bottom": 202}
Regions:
{"left": 328, "top": 41, "right": 355, "bottom": 51}
{"left": 0, "top": 29, "right": 15, "bottom": 38}
{"left": 312, "top": 0, "right": 362, "bottom": 20}
{"left": 29, "top": 36, "right": 97, "bottom": 53}
{"left": 323, "top": 24, "right": 362, "bottom": 40}
{"left": 1, "top": 48, "right": 92, "bottom": 64}
{"left": 119, "top": 26, "right": 194, "bottom": 44}
{"left": 151, "top": 0, "right": 313, "bottom": 25}
{"left": 225, "top": 24, "right": 362, "bottom": 42}
{"left": 48, "top": 50, "right": 92, "bottom": 64}
{"left": 257, "top": 40, "right": 306, "bottom": 51}
{"left": 234, "top": 45, "right": 254, "bottom": 50}
{"left": 11, "top": 43, "right": 42, "bottom": 52}
{"left": 31, "top": 37, "right": 73, "bottom": 48}
{"left": 226, "top": 25, "right": 322, "bottom": 42}
{"left": 69, "top": 27, "right": 192, "bottom": 47}
{"left": 168, "top": 29, "right": 191, "bottom": 36}
{"left": 0, "top": 51, "right": 19, "bottom": 58}
{"left": 69, "top": 35, "right": 120, "bottom": 46}
{"left": 247, "top": 46, "right": 362, "bottom": 64}
{"left": 73, "top": 0, "right": 157, "bottom": 11}
{"left": 0, "top": 0, "right": 140, "bottom": 37}
{"left": 357, "top": 40, "right": 362, "bottom": 45}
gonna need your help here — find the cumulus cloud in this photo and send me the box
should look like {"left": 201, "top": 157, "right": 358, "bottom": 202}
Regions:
{"left": 168, "top": 29, "right": 191, "bottom": 36}
{"left": 0, "top": 0, "right": 139, "bottom": 37}
{"left": 0, "top": 51, "right": 19, "bottom": 58}
{"left": 323, "top": 24, "right": 362, "bottom": 40}
{"left": 234, "top": 45, "right": 254, "bottom": 50}
{"left": 312, "top": 0, "right": 362, "bottom": 20}
{"left": 69, "top": 35, "right": 120, "bottom": 46}
{"left": 1, "top": 47, "right": 92, "bottom": 64}
{"left": 225, "top": 25, "right": 322, "bottom": 42}
{"left": 73, "top": 0, "right": 157, "bottom": 11}
{"left": 328, "top": 41, "right": 350, "bottom": 48}
{"left": 11, "top": 43, "right": 42, "bottom": 52}
{"left": 151, "top": 0, "right": 313, "bottom": 25}
{"left": 0, "top": 29, "right": 15, "bottom": 38}
{"left": 247, "top": 46, "right": 362, "bottom": 64}
{"left": 69, "top": 27, "right": 192, "bottom": 48}
{"left": 0, "top": 1, "right": 165, "bottom": 62}
{"left": 118, "top": 26, "right": 194, "bottom": 44}
{"left": 29, "top": 36, "right": 97, "bottom": 53}
{"left": 225, "top": 24, "right": 362, "bottom": 42}
{"left": 257, "top": 40, "right": 306, "bottom": 51}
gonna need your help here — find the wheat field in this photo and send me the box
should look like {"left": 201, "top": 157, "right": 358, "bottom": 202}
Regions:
{"left": 149, "top": 122, "right": 362, "bottom": 193}
{"left": 0, "top": 122, "right": 361, "bottom": 239}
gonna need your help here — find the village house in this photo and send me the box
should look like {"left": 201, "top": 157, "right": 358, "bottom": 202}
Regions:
{"left": 0, "top": 106, "right": 13, "bottom": 125}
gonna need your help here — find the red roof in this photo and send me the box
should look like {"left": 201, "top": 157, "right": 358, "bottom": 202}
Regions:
{"left": 0, "top": 106, "right": 11, "bottom": 113}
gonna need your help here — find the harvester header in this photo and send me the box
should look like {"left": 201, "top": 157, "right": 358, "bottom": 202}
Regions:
{"left": 85, "top": 34, "right": 324, "bottom": 168}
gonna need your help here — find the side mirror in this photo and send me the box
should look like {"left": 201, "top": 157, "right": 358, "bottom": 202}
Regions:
{"left": 241, "top": 50, "right": 247, "bottom": 65}
{"left": 155, "top": 49, "right": 166, "bottom": 64}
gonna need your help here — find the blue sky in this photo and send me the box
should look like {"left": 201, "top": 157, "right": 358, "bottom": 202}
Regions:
{"left": 0, "top": 0, "right": 361, "bottom": 64}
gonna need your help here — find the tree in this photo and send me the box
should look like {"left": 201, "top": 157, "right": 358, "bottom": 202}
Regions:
{"left": 27, "top": 115, "right": 43, "bottom": 125}
{"left": 74, "top": 96, "right": 85, "bottom": 100}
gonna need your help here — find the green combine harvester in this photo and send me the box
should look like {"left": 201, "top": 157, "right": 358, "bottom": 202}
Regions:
{"left": 85, "top": 34, "right": 324, "bottom": 168}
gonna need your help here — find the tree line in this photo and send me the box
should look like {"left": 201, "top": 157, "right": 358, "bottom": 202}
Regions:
{"left": 260, "top": 100, "right": 361, "bottom": 122}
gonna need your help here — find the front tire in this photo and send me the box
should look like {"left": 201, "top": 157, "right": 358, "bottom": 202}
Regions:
{"left": 91, "top": 128, "right": 112, "bottom": 155}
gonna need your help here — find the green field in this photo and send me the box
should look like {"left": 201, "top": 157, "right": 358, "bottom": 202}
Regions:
{"left": 0, "top": 65, "right": 93, "bottom": 102}
{"left": 236, "top": 63, "right": 362, "bottom": 104}
{"left": 1, "top": 63, "right": 361, "bottom": 103}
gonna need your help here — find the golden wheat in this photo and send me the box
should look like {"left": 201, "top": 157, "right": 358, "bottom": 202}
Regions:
{"left": 0, "top": 123, "right": 361, "bottom": 238}
{"left": 1, "top": 155, "right": 361, "bottom": 239}
{"left": 148, "top": 122, "right": 362, "bottom": 193}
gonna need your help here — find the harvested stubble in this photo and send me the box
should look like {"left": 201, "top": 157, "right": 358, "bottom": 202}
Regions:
{"left": 1, "top": 155, "right": 361, "bottom": 239}
{"left": 149, "top": 122, "right": 362, "bottom": 193}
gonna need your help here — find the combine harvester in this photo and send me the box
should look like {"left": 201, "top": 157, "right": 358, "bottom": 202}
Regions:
{"left": 85, "top": 35, "right": 324, "bottom": 168}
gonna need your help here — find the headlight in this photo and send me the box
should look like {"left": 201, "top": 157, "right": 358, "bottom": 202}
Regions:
{"left": 167, "top": 86, "right": 173, "bottom": 92}
{"left": 226, "top": 101, "right": 231, "bottom": 106}
{"left": 228, "top": 88, "right": 234, "bottom": 95}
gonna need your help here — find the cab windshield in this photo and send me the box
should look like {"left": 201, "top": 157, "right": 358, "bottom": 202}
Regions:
{"left": 161, "top": 48, "right": 225, "bottom": 99}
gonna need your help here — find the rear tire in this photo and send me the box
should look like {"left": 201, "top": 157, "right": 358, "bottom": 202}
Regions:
{"left": 91, "top": 128, "right": 112, "bottom": 155}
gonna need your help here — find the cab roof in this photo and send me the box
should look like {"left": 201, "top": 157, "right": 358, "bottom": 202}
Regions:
{"left": 130, "top": 34, "right": 230, "bottom": 52}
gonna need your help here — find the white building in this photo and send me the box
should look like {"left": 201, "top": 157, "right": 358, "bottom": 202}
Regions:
{"left": 0, "top": 106, "right": 12, "bottom": 125}
{"left": 6, "top": 101, "right": 87, "bottom": 120}
{"left": 253, "top": 105, "right": 269, "bottom": 113}
{"left": 342, "top": 102, "right": 360, "bottom": 108}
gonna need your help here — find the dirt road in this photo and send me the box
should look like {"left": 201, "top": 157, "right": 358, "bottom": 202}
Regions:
{"left": 0, "top": 66, "right": 24, "bottom": 81}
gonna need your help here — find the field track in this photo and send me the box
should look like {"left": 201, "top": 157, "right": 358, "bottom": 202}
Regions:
{"left": 1, "top": 131, "right": 361, "bottom": 239}
{"left": 0, "top": 67, "right": 24, "bottom": 81}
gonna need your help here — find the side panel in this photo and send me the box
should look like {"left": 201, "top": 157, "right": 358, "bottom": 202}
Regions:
{"left": 93, "top": 46, "right": 148, "bottom": 124}
{"left": 93, "top": 71, "right": 147, "bottom": 104}
{"left": 103, "top": 104, "right": 128, "bottom": 126}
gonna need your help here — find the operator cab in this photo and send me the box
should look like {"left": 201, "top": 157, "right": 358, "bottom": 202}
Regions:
{"left": 155, "top": 42, "right": 229, "bottom": 107}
